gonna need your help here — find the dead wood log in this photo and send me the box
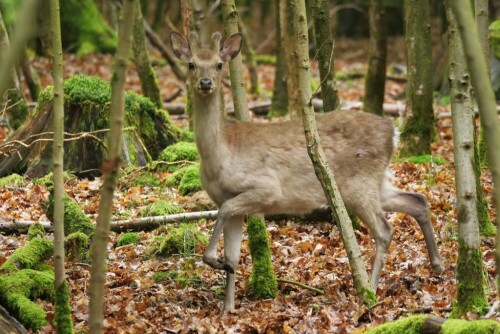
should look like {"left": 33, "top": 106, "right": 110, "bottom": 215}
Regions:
{"left": 0, "top": 304, "right": 27, "bottom": 334}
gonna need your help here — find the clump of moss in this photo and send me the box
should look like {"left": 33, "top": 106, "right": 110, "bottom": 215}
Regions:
{"left": 158, "top": 142, "right": 199, "bottom": 172}
{"left": 247, "top": 216, "right": 278, "bottom": 299}
{"left": 65, "top": 75, "right": 111, "bottom": 107}
{"left": 65, "top": 232, "right": 90, "bottom": 262}
{"left": 27, "top": 222, "right": 46, "bottom": 240}
{"left": 181, "top": 129, "right": 195, "bottom": 142}
{"left": 33, "top": 171, "right": 73, "bottom": 187}
{"left": 441, "top": 318, "right": 500, "bottom": 333}
{"left": 365, "top": 315, "right": 427, "bottom": 334}
{"left": 116, "top": 232, "right": 141, "bottom": 247}
{"left": 145, "top": 223, "right": 208, "bottom": 258}
{"left": 54, "top": 280, "right": 73, "bottom": 332}
{"left": 140, "top": 201, "right": 183, "bottom": 217}
{"left": 1, "top": 238, "right": 54, "bottom": 273}
{"left": 152, "top": 269, "right": 202, "bottom": 288}
{"left": 255, "top": 54, "right": 276, "bottom": 65}
{"left": 0, "top": 173, "right": 27, "bottom": 187}
{"left": 133, "top": 172, "right": 162, "bottom": 187}
{"left": 178, "top": 166, "right": 202, "bottom": 196}
{"left": 395, "top": 154, "right": 446, "bottom": 165}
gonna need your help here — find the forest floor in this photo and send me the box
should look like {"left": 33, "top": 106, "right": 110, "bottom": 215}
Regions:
{"left": 0, "top": 37, "right": 498, "bottom": 333}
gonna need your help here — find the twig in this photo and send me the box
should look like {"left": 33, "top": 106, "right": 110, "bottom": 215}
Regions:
{"left": 402, "top": 307, "right": 452, "bottom": 314}
{"left": 484, "top": 300, "right": 499, "bottom": 319}
{"left": 277, "top": 278, "right": 324, "bottom": 295}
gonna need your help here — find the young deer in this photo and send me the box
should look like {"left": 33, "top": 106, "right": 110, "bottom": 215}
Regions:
{"left": 170, "top": 31, "right": 444, "bottom": 312}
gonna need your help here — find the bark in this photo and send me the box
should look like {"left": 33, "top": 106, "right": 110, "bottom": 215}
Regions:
{"left": 450, "top": 0, "right": 500, "bottom": 292}
{"left": 293, "top": 0, "right": 374, "bottom": 306}
{"left": 280, "top": 0, "right": 301, "bottom": 118}
{"left": 269, "top": 0, "right": 288, "bottom": 117}
{"left": 238, "top": 19, "right": 259, "bottom": 95}
{"left": 363, "top": 0, "right": 387, "bottom": 116}
{"left": 132, "top": 2, "right": 162, "bottom": 109}
{"left": 88, "top": 1, "right": 136, "bottom": 332}
{"left": 0, "top": 304, "right": 26, "bottom": 334}
{"left": 221, "top": 0, "right": 278, "bottom": 300}
{"left": 445, "top": 2, "right": 489, "bottom": 317}
{"left": 400, "top": 0, "right": 434, "bottom": 156}
{"left": 311, "top": 0, "right": 340, "bottom": 112}
{"left": 188, "top": 0, "right": 209, "bottom": 45}
{"left": 49, "top": 0, "right": 73, "bottom": 332}
{"left": 21, "top": 52, "right": 41, "bottom": 102}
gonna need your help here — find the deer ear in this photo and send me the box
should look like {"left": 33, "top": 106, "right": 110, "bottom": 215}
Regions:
{"left": 170, "top": 32, "right": 191, "bottom": 62}
{"left": 220, "top": 33, "right": 243, "bottom": 62}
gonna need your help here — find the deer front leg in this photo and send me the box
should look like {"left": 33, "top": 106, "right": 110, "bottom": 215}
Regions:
{"left": 223, "top": 216, "right": 244, "bottom": 312}
{"left": 202, "top": 215, "right": 233, "bottom": 272}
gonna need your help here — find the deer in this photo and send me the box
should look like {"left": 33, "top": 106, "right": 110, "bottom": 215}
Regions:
{"left": 169, "top": 31, "right": 445, "bottom": 312}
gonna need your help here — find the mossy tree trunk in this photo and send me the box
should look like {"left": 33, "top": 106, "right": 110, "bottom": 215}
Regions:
{"left": 49, "top": 0, "right": 73, "bottom": 332}
{"left": 445, "top": 2, "right": 489, "bottom": 317}
{"left": 450, "top": 0, "right": 500, "bottom": 291}
{"left": 293, "top": 0, "right": 375, "bottom": 306}
{"left": 88, "top": 1, "right": 136, "bottom": 332}
{"left": 132, "top": 1, "right": 162, "bottom": 108}
{"left": 221, "top": 0, "right": 278, "bottom": 300}
{"left": 269, "top": 0, "right": 288, "bottom": 117}
{"left": 399, "top": 0, "right": 434, "bottom": 156}
{"left": 311, "top": 0, "right": 340, "bottom": 112}
{"left": 363, "top": 0, "right": 387, "bottom": 116}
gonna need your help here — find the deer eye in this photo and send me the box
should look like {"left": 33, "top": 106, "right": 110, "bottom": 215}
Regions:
{"left": 188, "top": 62, "right": 195, "bottom": 70}
{"left": 216, "top": 62, "right": 223, "bottom": 71}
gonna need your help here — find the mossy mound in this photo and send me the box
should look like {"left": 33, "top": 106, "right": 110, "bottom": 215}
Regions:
{"left": 158, "top": 142, "right": 199, "bottom": 172}
{"left": 116, "top": 232, "right": 141, "bottom": 247}
{"left": 133, "top": 172, "right": 163, "bottom": 187}
{"left": 0, "top": 173, "right": 27, "bottom": 187}
{"left": 65, "top": 232, "right": 90, "bottom": 262}
{"left": 27, "top": 222, "right": 46, "bottom": 240}
{"left": 140, "top": 201, "right": 183, "bottom": 217}
{"left": 0, "top": 238, "right": 54, "bottom": 273}
{"left": 146, "top": 223, "right": 208, "bottom": 258}
{"left": 166, "top": 164, "right": 202, "bottom": 196}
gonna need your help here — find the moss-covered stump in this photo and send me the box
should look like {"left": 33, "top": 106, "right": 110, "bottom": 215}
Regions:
{"left": 145, "top": 223, "right": 208, "bottom": 258}
{"left": 158, "top": 141, "right": 199, "bottom": 172}
{"left": 247, "top": 216, "right": 278, "bottom": 299}
{"left": 65, "top": 232, "right": 90, "bottom": 262}
{"left": 0, "top": 75, "right": 184, "bottom": 178}
{"left": 365, "top": 315, "right": 500, "bottom": 334}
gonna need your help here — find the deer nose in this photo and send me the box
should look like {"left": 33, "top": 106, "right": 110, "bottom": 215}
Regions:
{"left": 199, "top": 78, "right": 212, "bottom": 91}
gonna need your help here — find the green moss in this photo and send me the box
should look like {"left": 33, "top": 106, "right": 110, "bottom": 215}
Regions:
{"left": 54, "top": 281, "right": 74, "bottom": 333}
{"left": 0, "top": 173, "right": 27, "bottom": 187}
{"left": 0, "top": 269, "right": 54, "bottom": 330}
{"left": 140, "top": 201, "right": 183, "bottom": 217}
{"left": 146, "top": 223, "right": 208, "bottom": 258}
{"left": 158, "top": 142, "right": 199, "bottom": 172}
{"left": 152, "top": 269, "right": 202, "bottom": 288}
{"left": 490, "top": 20, "right": 500, "bottom": 59}
{"left": 33, "top": 85, "right": 54, "bottom": 117}
{"left": 166, "top": 164, "right": 193, "bottom": 187}
{"left": 65, "top": 232, "right": 90, "bottom": 262}
{"left": 247, "top": 216, "right": 278, "bottom": 299}
{"left": 43, "top": 190, "right": 95, "bottom": 237}
{"left": 1, "top": 238, "right": 54, "bottom": 273}
{"left": 450, "top": 239, "right": 489, "bottom": 318}
{"left": 395, "top": 154, "right": 445, "bottom": 165}
{"left": 365, "top": 315, "right": 427, "bottom": 334}
{"left": 27, "top": 222, "right": 46, "bottom": 240}
{"left": 33, "top": 171, "right": 73, "bottom": 187}
{"left": 474, "top": 130, "right": 495, "bottom": 237}
{"left": 441, "top": 319, "right": 500, "bottom": 333}
{"left": 358, "top": 287, "right": 377, "bottom": 307}
{"left": 179, "top": 165, "right": 202, "bottom": 196}
{"left": 133, "top": 172, "right": 162, "bottom": 187}
{"left": 254, "top": 54, "right": 276, "bottom": 65}
{"left": 64, "top": 75, "right": 111, "bottom": 107}
{"left": 181, "top": 129, "right": 195, "bottom": 142}
{"left": 116, "top": 232, "right": 141, "bottom": 247}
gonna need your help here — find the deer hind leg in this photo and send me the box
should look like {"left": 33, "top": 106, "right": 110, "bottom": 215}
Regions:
{"left": 223, "top": 216, "right": 244, "bottom": 312}
{"left": 380, "top": 182, "right": 444, "bottom": 275}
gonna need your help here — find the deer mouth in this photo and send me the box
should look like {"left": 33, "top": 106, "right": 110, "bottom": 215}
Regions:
{"left": 198, "top": 86, "right": 214, "bottom": 95}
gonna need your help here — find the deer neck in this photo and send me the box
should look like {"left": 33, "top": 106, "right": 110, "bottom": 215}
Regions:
{"left": 192, "top": 90, "right": 229, "bottom": 162}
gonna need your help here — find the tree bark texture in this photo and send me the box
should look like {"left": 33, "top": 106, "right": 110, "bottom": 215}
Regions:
{"left": 88, "top": 1, "right": 136, "bottom": 332}
{"left": 132, "top": 2, "right": 162, "bottom": 108}
{"left": 238, "top": 19, "right": 259, "bottom": 95}
{"left": 221, "top": 0, "right": 250, "bottom": 121}
{"left": 292, "top": 0, "right": 374, "bottom": 305}
{"left": 445, "top": 1, "right": 489, "bottom": 317}
{"left": 270, "top": 0, "right": 288, "bottom": 117}
{"left": 400, "top": 0, "right": 434, "bottom": 156}
{"left": 451, "top": 0, "right": 500, "bottom": 292}
{"left": 363, "top": 0, "right": 387, "bottom": 116}
{"left": 311, "top": 0, "right": 340, "bottom": 112}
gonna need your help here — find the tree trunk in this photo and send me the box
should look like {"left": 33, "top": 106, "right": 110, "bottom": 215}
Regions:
{"left": 450, "top": 0, "right": 500, "bottom": 292}
{"left": 363, "top": 0, "right": 387, "bottom": 116}
{"left": 88, "top": 2, "right": 136, "bottom": 332}
{"left": 311, "top": 0, "right": 340, "bottom": 112}
{"left": 132, "top": 2, "right": 162, "bottom": 108}
{"left": 269, "top": 0, "right": 288, "bottom": 117}
{"left": 238, "top": 19, "right": 260, "bottom": 95}
{"left": 400, "top": 0, "right": 434, "bottom": 156}
{"left": 221, "top": 0, "right": 278, "bottom": 300}
{"left": 280, "top": 0, "right": 301, "bottom": 118}
{"left": 49, "top": 0, "right": 74, "bottom": 332}
{"left": 293, "top": 0, "right": 375, "bottom": 306}
{"left": 445, "top": 1, "right": 489, "bottom": 317}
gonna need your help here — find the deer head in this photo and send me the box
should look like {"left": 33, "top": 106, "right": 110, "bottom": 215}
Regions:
{"left": 170, "top": 31, "right": 243, "bottom": 96}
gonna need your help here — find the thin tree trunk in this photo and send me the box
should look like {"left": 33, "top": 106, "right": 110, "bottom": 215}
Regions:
{"left": 49, "top": 0, "right": 73, "bottom": 331}
{"left": 132, "top": 1, "right": 162, "bottom": 108}
{"left": 450, "top": 0, "right": 500, "bottom": 290}
{"left": 363, "top": 0, "right": 387, "bottom": 115}
{"left": 220, "top": 0, "right": 277, "bottom": 300}
{"left": 88, "top": 1, "right": 136, "bottom": 332}
{"left": 269, "top": 0, "right": 288, "bottom": 117}
{"left": 400, "top": 0, "right": 434, "bottom": 156}
{"left": 293, "top": 0, "right": 375, "bottom": 306}
{"left": 445, "top": 1, "right": 489, "bottom": 317}
{"left": 280, "top": 0, "right": 301, "bottom": 118}
{"left": 311, "top": 0, "right": 340, "bottom": 112}
{"left": 238, "top": 19, "right": 259, "bottom": 95}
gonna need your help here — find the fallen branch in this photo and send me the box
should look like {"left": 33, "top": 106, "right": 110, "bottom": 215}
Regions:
{"left": 277, "top": 278, "right": 324, "bottom": 295}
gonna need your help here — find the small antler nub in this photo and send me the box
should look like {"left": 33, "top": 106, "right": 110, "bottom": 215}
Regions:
{"left": 211, "top": 32, "right": 222, "bottom": 52}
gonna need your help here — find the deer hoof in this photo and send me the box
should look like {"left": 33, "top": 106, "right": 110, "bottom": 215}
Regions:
{"left": 432, "top": 262, "right": 445, "bottom": 275}
{"left": 203, "top": 254, "right": 234, "bottom": 273}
